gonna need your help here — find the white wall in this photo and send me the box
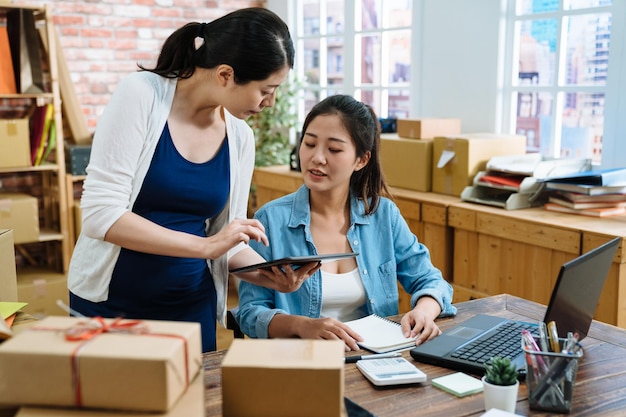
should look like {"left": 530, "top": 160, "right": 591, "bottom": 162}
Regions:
{"left": 415, "top": 0, "right": 504, "bottom": 133}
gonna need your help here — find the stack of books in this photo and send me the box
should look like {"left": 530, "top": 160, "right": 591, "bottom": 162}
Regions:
{"left": 461, "top": 154, "right": 591, "bottom": 210}
{"left": 541, "top": 168, "right": 626, "bottom": 217}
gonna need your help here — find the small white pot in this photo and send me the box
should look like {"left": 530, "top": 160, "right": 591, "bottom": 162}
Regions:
{"left": 482, "top": 376, "right": 519, "bottom": 413}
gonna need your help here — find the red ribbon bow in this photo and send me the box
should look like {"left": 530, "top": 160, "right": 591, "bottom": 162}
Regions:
{"left": 64, "top": 316, "right": 149, "bottom": 341}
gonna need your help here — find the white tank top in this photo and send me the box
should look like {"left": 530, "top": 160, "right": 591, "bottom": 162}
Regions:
{"left": 320, "top": 268, "right": 367, "bottom": 322}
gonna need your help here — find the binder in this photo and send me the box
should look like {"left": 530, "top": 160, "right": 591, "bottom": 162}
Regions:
{"left": 6, "top": 8, "right": 45, "bottom": 94}
{"left": 0, "top": 27, "right": 17, "bottom": 94}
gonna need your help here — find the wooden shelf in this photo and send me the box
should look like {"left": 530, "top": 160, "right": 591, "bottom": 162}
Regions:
{"left": 1, "top": 3, "right": 70, "bottom": 280}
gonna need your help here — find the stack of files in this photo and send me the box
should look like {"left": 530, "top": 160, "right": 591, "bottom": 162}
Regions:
{"left": 541, "top": 167, "right": 626, "bottom": 217}
{"left": 461, "top": 154, "right": 591, "bottom": 210}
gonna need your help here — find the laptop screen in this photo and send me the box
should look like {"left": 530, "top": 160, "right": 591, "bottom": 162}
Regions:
{"left": 543, "top": 237, "right": 620, "bottom": 339}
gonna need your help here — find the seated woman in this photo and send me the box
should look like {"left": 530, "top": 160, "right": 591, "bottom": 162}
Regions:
{"left": 237, "top": 95, "right": 456, "bottom": 350}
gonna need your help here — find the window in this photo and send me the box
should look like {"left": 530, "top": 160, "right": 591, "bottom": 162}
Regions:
{"left": 504, "top": 0, "right": 615, "bottom": 163}
{"left": 292, "top": 0, "right": 413, "bottom": 122}
{"left": 270, "top": 1, "right": 624, "bottom": 168}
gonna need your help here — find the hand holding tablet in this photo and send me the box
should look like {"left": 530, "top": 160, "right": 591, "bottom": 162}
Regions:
{"left": 229, "top": 253, "right": 359, "bottom": 274}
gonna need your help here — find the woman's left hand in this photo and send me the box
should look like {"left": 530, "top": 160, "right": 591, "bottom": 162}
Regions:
{"left": 256, "top": 261, "right": 321, "bottom": 292}
{"left": 400, "top": 296, "right": 443, "bottom": 346}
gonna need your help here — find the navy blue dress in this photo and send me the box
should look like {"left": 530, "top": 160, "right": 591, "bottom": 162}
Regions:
{"left": 70, "top": 123, "right": 230, "bottom": 352}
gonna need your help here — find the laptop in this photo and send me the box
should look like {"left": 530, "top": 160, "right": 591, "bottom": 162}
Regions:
{"left": 410, "top": 237, "right": 620, "bottom": 376}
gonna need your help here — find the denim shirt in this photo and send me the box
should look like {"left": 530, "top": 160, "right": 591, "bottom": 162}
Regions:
{"left": 237, "top": 185, "right": 457, "bottom": 338}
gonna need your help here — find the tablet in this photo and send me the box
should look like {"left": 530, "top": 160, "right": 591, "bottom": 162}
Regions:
{"left": 228, "top": 252, "right": 359, "bottom": 274}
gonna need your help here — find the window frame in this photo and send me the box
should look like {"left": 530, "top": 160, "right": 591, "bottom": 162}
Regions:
{"left": 501, "top": 1, "right": 618, "bottom": 164}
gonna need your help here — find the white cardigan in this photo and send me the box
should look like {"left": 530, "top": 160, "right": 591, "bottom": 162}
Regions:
{"left": 67, "top": 71, "right": 254, "bottom": 326}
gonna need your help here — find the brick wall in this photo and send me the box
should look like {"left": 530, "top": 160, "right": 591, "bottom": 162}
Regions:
{"left": 14, "top": 0, "right": 263, "bottom": 134}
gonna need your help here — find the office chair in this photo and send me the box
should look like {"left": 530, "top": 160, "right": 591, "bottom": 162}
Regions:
{"left": 226, "top": 306, "right": 245, "bottom": 339}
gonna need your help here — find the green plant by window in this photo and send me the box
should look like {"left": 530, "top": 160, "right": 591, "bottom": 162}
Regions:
{"left": 246, "top": 78, "right": 299, "bottom": 167}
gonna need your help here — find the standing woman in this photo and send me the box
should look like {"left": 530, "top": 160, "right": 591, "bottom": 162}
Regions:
{"left": 67, "top": 8, "right": 316, "bottom": 352}
{"left": 237, "top": 95, "right": 456, "bottom": 350}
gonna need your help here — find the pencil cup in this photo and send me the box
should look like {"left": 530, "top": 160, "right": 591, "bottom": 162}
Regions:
{"left": 523, "top": 338, "right": 583, "bottom": 413}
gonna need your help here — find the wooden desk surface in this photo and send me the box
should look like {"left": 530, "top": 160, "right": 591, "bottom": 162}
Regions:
{"left": 202, "top": 294, "right": 626, "bottom": 416}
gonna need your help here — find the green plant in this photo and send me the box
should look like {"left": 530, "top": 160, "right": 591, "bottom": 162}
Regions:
{"left": 484, "top": 356, "right": 518, "bottom": 386}
{"left": 246, "top": 78, "right": 299, "bottom": 167}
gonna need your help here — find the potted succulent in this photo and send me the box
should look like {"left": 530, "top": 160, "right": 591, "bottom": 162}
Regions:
{"left": 482, "top": 356, "right": 520, "bottom": 413}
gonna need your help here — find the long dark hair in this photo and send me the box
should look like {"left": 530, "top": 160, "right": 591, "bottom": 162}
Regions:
{"left": 139, "top": 8, "right": 294, "bottom": 83}
{"left": 300, "top": 95, "right": 390, "bottom": 215}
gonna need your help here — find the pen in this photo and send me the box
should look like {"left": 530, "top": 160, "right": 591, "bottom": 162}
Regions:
{"left": 538, "top": 321, "right": 550, "bottom": 352}
{"left": 344, "top": 352, "right": 401, "bottom": 363}
{"left": 521, "top": 330, "right": 548, "bottom": 373}
{"left": 547, "top": 321, "right": 561, "bottom": 353}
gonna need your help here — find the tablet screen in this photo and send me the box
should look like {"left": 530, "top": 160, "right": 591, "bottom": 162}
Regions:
{"left": 228, "top": 253, "right": 359, "bottom": 274}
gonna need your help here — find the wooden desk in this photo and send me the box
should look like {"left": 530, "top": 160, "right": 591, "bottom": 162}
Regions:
{"left": 202, "top": 295, "right": 626, "bottom": 416}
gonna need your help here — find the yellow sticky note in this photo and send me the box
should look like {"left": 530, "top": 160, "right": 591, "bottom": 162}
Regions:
{"left": 0, "top": 302, "right": 28, "bottom": 319}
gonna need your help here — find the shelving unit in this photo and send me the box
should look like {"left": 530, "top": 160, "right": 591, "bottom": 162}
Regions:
{"left": 0, "top": 3, "right": 70, "bottom": 285}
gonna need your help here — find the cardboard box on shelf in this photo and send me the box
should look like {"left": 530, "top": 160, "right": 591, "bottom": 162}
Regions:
{"left": 0, "top": 229, "right": 17, "bottom": 302}
{"left": 16, "top": 271, "right": 68, "bottom": 318}
{"left": 397, "top": 118, "right": 461, "bottom": 139}
{"left": 380, "top": 134, "right": 432, "bottom": 192}
{"left": 0, "top": 316, "right": 202, "bottom": 413}
{"left": 432, "top": 133, "right": 527, "bottom": 196}
{"left": 0, "top": 194, "right": 39, "bottom": 244}
{"left": 0, "top": 113, "right": 31, "bottom": 169}
{"left": 222, "top": 339, "right": 345, "bottom": 417}
{"left": 14, "top": 372, "right": 205, "bottom": 417}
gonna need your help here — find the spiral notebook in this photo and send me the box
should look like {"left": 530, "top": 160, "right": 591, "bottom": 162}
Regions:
{"left": 344, "top": 314, "right": 417, "bottom": 353}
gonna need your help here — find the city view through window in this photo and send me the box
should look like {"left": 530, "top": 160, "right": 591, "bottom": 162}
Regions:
{"left": 294, "top": 0, "right": 616, "bottom": 163}
{"left": 512, "top": 0, "right": 613, "bottom": 163}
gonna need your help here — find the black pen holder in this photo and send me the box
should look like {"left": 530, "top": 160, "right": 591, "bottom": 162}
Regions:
{"left": 522, "top": 338, "right": 583, "bottom": 413}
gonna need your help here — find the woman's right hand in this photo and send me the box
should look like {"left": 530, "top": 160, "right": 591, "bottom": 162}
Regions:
{"left": 282, "top": 316, "right": 364, "bottom": 351}
{"left": 204, "top": 218, "right": 269, "bottom": 259}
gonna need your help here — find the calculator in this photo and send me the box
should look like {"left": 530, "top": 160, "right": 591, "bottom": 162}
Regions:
{"left": 356, "top": 357, "right": 427, "bottom": 386}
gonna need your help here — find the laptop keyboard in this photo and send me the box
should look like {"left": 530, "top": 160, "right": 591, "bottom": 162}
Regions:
{"left": 449, "top": 320, "right": 537, "bottom": 365}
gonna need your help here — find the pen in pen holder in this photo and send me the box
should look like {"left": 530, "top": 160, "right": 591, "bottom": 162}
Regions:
{"left": 522, "top": 337, "right": 583, "bottom": 413}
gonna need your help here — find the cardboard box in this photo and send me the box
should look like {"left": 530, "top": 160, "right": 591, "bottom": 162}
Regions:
{"left": 0, "top": 194, "right": 39, "bottom": 244}
{"left": 65, "top": 144, "right": 91, "bottom": 175}
{"left": 16, "top": 271, "right": 68, "bottom": 318}
{"left": 380, "top": 134, "right": 432, "bottom": 192}
{"left": 397, "top": 118, "right": 461, "bottom": 139}
{"left": 0, "top": 229, "right": 17, "bottom": 302}
{"left": 222, "top": 339, "right": 345, "bottom": 417}
{"left": 432, "top": 133, "right": 527, "bottom": 196}
{"left": 14, "top": 372, "right": 205, "bottom": 417}
{"left": 0, "top": 316, "right": 202, "bottom": 412}
{"left": 0, "top": 115, "right": 31, "bottom": 169}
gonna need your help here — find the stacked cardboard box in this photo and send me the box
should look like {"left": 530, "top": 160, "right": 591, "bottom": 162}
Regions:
{"left": 0, "top": 194, "right": 39, "bottom": 244}
{"left": 0, "top": 112, "right": 31, "bottom": 169}
{"left": 432, "top": 133, "right": 527, "bottom": 196}
{"left": 0, "top": 317, "right": 203, "bottom": 414}
{"left": 14, "top": 374, "right": 205, "bottom": 417}
{"left": 0, "top": 229, "right": 17, "bottom": 303}
{"left": 380, "top": 118, "right": 461, "bottom": 192}
{"left": 396, "top": 118, "right": 461, "bottom": 140}
{"left": 222, "top": 339, "right": 345, "bottom": 417}
{"left": 380, "top": 134, "right": 433, "bottom": 192}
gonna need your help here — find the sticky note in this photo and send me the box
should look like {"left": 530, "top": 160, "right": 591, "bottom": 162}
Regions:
{"left": 431, "top": 372, "right": 484, "bottom": 397}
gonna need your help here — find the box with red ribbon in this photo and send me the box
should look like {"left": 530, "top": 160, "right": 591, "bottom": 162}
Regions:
{"left": 0, "top": 316, "right": 202, "bottom": 412}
